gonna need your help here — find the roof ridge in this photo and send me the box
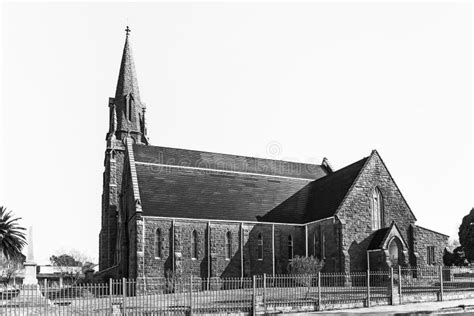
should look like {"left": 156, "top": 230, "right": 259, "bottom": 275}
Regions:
{"left": 133, "top": 143, "right": 323, "bottom": 167}
{"left": 415, "top": 225, "right": 450, "bottom": 238}
{"left": 312, "top": 155, "right": 369, "bottom": 185}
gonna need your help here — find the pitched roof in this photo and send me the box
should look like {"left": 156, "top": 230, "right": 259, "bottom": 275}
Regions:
{"left": 132, "top": 144, "right": 372, "bottom": 223}
{"left": 132, "top": 144, "right": 328, "bottom": 222}
{"left": 368, "top": 222, "right": 409, "bottom": 250}
{"left": 260, "top": 156, "right": 368, "bottom": 223}
{"left": 133, "top": 144, "right": 327, "bottom": 180}
{"left": 415, "top": 225, "right": 450, "bottom": 238}
{"left": 368, "top": 227, "right": 390, "bottom": 250}
{"left": 305, "top": 157, "right": 368, "bottom": 222}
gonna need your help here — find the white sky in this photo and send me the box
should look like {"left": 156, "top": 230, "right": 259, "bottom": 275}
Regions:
{"left": 1, "top": 2, "right": 472, "bottom": 264}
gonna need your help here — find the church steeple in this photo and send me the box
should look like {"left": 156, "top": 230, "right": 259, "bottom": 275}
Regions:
{"left": 108, "top": 26, "right": 148, "bottom": 144}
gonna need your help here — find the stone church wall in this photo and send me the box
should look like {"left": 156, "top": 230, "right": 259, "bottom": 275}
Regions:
{"left": 136, "top": 218, "right": 307, "bottom": 278}
{"left": 140, "top": 218, "right": 173, "bottom": 277}
{"left": 274, "top": 224, "right": 305, "bottom": 274}
{"left": 306, "top": 218, "right": 339, "bottom": 272}
{"left": 210, "top": 222, "right": 241, "bottom": 277}
{"left": 338, "top": 152, "right": 417, "bottom": 273}
{"left": 412, "top": 225, "right": 448, "bottom": 268}
{"left": 175, "top": 221, "right": 209, "bottom": 278}
{"left": 99, "top": 141, "right": 125, "bottom": 271}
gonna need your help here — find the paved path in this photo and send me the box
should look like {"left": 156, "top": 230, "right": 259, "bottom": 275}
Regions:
{"left": 290, "top": 299, "right": 474, "bottom": 315}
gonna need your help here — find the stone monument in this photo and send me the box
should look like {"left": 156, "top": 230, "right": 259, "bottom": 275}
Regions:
{"left": 11, "top": 226, "right": 52, "bottom": 308}
{"left": 22, "top": 226, "right": 38, "bottom": 285}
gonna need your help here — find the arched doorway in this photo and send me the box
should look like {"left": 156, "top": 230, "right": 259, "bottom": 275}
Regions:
{"left": 388, "top": 237, "right": 402, "bottom": 266}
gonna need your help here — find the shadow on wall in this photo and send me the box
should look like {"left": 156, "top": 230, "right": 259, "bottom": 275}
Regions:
{"left": 199, "top": 229, "right": 209, "bottom": 279}
{"left": 348, "top": 237, "right": 373, "bottom": 272}
{"left": 164, "top": 228, "right": 173, "bottom": 274}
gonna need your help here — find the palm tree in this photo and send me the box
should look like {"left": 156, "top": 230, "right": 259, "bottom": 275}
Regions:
{"left": 0, "top": 207, "right": 26, "bottom": 259}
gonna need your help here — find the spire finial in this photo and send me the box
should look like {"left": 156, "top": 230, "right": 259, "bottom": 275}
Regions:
{"left": 125, "top": 25, "right": 131, "bottom": 36}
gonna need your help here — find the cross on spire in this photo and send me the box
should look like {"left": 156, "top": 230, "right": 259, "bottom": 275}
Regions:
{"left": 125, "top": 25, "right": 131, "bottom": 36}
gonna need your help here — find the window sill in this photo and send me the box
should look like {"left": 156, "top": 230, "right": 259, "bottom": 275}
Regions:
{"left": 257, "top": 259, "right": 263, "bottom": 261}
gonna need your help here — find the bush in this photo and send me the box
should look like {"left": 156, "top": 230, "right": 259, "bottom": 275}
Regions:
{"left": 287, "top": 256, "right": 324, "bottom": 298}
{"left": 288, "top": 255, "right": 324, "bottom": 276}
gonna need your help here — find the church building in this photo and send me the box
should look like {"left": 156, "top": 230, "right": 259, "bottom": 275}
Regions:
{"left": 97, "top": 29, "right": 448, "bottom": 280}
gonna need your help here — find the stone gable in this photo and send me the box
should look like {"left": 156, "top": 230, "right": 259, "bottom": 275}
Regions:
{"left": 337, "top": 151, "right": 417, "bottom": 272}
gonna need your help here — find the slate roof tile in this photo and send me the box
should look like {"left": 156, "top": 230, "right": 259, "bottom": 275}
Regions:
{"left": 133, "top": 144, "right": 368, "bottom": 223}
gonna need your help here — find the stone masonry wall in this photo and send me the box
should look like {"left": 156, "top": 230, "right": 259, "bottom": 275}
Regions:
{"left": 244, "top": 223, "right": 273, "bottom": 276}
{"left": 99, "top": 140, "right": 125, "bottom": 271}
{"left": 306, "top": 218, "right": 339, "bottom": 272}
{"left": 140, "top": 218, "right": 173, "bottom": 277}
{"left": 412, "top": 225, "right": 448, "bottom": 267}
{"left": 337, "top": 152, "right": 417, "bottom": 273}
{"left": 210, "top": 222, "right": 241, "bottom": 277}
{"left": 137, "top": 218, "right": 307, "bottom": 278}
{"left": 274, "top": 225, "right": 305, "bottom": 274}
{"left": 176, "top": 221, "right": 210, "bottom": 278}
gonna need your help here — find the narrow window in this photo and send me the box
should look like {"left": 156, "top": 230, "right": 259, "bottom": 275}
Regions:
{"left": 154, "top": 229, "right": 162, "bottom": 258}
{"left": 427, "top": 246, "right": 435, "bottom": 265}
{"left": 124, "top": 95, "right": 129, "bottom": 119}
{"left": 371, "top": 188, "right": 384, "bottom": 230}
{"left": 257, "top": 233, "right": 263, "bottom": 260}
{"left": 125, "top": 94, "right": 134, "bottom": 121}
{"left": 313, "top": 233, "right": 317, "bottom": 256}
{"left": 191, "top": 230, "right": 198, "bottom": 259}
{"left": 225, "top": 231, "right": 232, "bottom": 260}
{"left": 320, "top": 230, "right": 326, "bottom": 259}
{"left": 288, "top": 235, "right": 293, "bottom": 260}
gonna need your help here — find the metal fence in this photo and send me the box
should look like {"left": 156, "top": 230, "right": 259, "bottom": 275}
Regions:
{"left": 1, "top": 266, "right": 473, "bottom": 315}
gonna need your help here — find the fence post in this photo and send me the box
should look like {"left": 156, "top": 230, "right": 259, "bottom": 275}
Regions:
{"left": 318, "top": 272, "right": 322, "bottom": 311}
{"left": 44, "top": 279, "right": 48, "bottom": 314}
{"left": 252, "top": 275, "right": 256, "bottom": 316}
{"left": 122, "top": 277, "right": 127, "bottom": 314}
{"left": 109, "top": 278, "right": 113, "bottom": 313}
{"left": 189, "top": 274, "right": 193, "bottom": 316}
{"left": 390, "top": 267, "right": 394, "bottom": 305}
{"left": 439, "top": 265, "right": 444, "bottom": 301}
{"left": 398, "top": 266, "right": 402, "bottom": 304}
{"left": 366, "top": 269, "right": 371, "bottom": 307}
{"left": 263, "top": 273, "right": 266, "bottom": 314}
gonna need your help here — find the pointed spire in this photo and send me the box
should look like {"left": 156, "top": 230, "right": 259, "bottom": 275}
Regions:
{"left": 115, "top": 26, "right": 140, "bottom": 102}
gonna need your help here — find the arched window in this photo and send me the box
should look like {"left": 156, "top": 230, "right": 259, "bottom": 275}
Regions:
{"left": 288, "top": 235, "right": 293, "bottom": 260}
{"left": 154, "top": 229, "right": 162, "bottom": 258}
{"left": 191, "top": 230, "right": 198, "bottom": 259}
{"left": 257, "top": 233, "right": 263, "bottom": 260}
{"left": 388, "top": 237, "right": 402, "bottom": 266}
{"left": 225, "top": 231, "right": 232, "bottom": 260}
{"left": 371, "top": 187, "right": 384, "bottom": 230}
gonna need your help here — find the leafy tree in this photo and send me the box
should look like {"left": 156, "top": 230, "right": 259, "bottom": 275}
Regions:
{"left": 459, "top": 208, "right": 474, "bottom": 262}
{"left": 0, "top": 254, "right": 24, "bottom": 285}
{"left": 443, "top": 246, "right": 468, "bottom": 266}
{"left": 50, "top": 254, "right": 82, "bottom": 267}
{"left": 0, "top": 207, "right": 26, "bottom": 259}
{"left": 50, "top": 250, "right": 96, "bottom": 284}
